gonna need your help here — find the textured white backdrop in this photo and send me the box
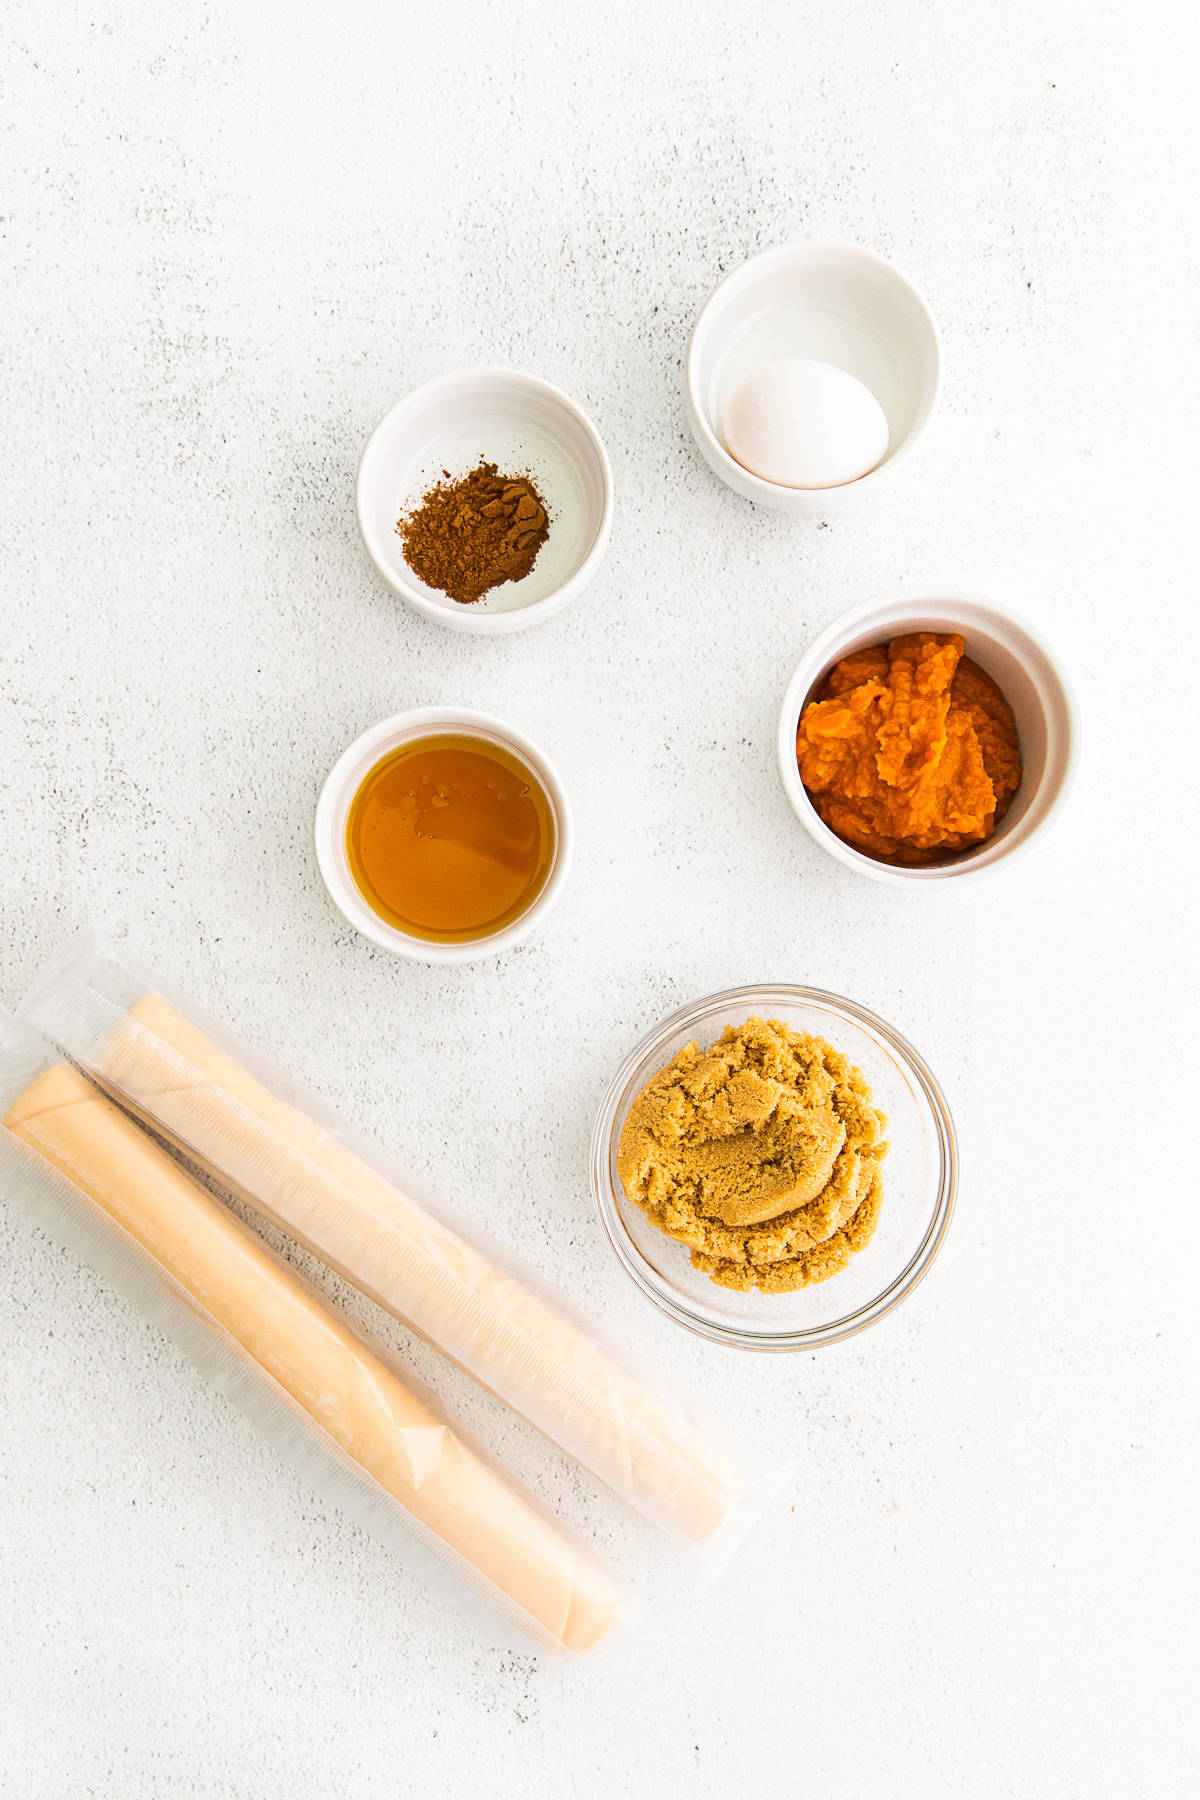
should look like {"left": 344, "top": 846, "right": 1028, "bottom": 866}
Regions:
{"left": 1, "top": 2, "right": 1196, "bottom": 1795}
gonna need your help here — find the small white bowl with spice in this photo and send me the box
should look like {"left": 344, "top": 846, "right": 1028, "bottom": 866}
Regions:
{"left": 356, "top": 369, "right": 613, "bottom": 634}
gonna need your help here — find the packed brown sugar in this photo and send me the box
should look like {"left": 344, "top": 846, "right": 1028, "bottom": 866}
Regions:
{"left": 616, "top": 1017, "right": 888, "bottom": 1293}
{"left": 796, "top": 631, "right": 1021, "bottom": 865}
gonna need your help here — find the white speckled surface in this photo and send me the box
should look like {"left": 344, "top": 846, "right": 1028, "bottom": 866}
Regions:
{"left": 1, "top": 1, "right": 1197, "bottom": 1793}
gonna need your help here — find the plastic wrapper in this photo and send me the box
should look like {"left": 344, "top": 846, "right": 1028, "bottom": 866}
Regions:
{"left": 0, "top": 1010, "right": 621, "bottom": 1655}
{"left": 21, "top": 925, "right": 743, "bottom": 1555}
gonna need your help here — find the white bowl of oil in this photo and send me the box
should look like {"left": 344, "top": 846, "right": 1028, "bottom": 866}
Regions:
{"left": 315, "top": 709, "right": 574, "bottom": 962}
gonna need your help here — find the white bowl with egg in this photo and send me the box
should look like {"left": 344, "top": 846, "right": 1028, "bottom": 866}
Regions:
{"left": 685, "top": 243, "right": 942, "bottom": 515}
{"left": 356, "top": 369, "right": 613, "bottom": 634}
{"left": 776, "top": 589, "right": 1080, "bottom": 884}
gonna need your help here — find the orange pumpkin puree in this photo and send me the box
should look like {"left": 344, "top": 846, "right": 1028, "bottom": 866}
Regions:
{"left": 796, "top": 632, "right": 1022, "bottom": 865}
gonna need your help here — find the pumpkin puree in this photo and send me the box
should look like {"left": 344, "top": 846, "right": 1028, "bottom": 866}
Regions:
{"left": 797, "top": 632, "right": 1021, "bottom": 865}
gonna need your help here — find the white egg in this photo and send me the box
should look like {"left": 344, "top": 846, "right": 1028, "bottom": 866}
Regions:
{"left": 723, "top": 358, "right": 890, "bottom": 490}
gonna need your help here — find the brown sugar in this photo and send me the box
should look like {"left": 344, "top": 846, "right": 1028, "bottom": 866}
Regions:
{"left": 616, "top": 1017, "right": 888, "bottom": 1293}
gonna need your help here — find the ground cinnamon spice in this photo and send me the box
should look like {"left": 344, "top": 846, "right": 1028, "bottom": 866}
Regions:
{"left": 397, "top": 461, "right": 550, "bottom": 605}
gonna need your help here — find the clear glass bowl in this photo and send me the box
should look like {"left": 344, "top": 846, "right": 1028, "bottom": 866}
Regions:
{"left": 590, "top": 985, "right": 957, "bottom": 1351}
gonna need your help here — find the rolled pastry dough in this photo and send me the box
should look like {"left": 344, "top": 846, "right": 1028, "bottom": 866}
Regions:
{"left": 93, "top": 994, "right": 738, "bottom": 1543}
{"left": 3, "top": 1064, "right": 619, "bottom": 1653}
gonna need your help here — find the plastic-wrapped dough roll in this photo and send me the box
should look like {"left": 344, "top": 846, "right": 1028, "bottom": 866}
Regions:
{"left": 0, "top": 1027, "right": 620, "bottom": 1654}
{"left": 21, "top": 929, "right": 740, "bottom": 1549}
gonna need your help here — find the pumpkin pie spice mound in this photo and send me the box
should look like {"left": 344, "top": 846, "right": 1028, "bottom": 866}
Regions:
{"left": 397, "top": 460, "right": 550, "bottom": 605}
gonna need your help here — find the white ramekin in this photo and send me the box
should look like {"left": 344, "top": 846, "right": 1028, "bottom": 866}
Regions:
{"left": 355, "top": 369, "right": 612, "bottom": 634}
{"left": 314, "top": 709, "right": 574, "bottom": 960}
{"left": 777, "top": 590, "right": 1080, "bottom": 885}
{"left": 685, "top": 242, "right": 941, "bottom": 516}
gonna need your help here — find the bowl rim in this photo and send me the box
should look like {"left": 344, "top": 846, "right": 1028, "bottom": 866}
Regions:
{"left": 776, "top": 587, "right": 1082, "bottom": 886}
{"left": 685, "top": 240, "right": 943, "bottom": 503}
{"left": 314, "top": 706, "right": 574, "bottom": 963}
{"left": 589, "top": 983, "right": 958, "bottom": 1352}
{"left": 354, "top": 366, "right": 614, "bottom": 634}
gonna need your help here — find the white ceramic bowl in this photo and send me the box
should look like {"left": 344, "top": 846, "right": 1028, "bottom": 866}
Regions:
{"left": 314, "top": 708, "right": 574, "bottom": 960}
{"left": 685, "top": 242, "right": 941, "bottom": 515}
{"left": 777, "top": 589, "right": 1080, "bottom": 886}
{"left": 356, "top": 369, "right": 612, "bottom": 634}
